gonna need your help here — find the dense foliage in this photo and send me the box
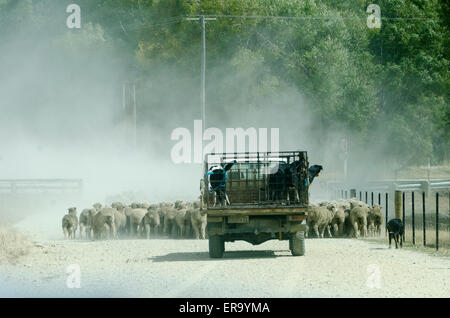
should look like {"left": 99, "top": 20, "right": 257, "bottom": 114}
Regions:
{"left": 1, "top": 0, "right": 448, "bottom": 166}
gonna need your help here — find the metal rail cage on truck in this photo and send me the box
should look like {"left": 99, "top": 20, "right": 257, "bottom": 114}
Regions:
{"left": 201, "top": 151, "right": 310, "bottom": 258}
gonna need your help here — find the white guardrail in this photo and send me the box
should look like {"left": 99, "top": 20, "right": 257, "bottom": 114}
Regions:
{"left": 326, "top": 179, "right": 450, "bottom": 194}
{"left": 0, "top": 179, "right": 83, "bottom": 194}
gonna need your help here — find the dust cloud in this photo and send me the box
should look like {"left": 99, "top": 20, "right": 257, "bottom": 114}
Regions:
{"left": 0, "top": 2, "right": 399, "bottom": 221}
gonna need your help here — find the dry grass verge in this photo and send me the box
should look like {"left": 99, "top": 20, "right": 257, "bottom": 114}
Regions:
{"left": 0, "top": 226, "right": 33, "bottom": 264}
{"left": 362, "top": 235, "right": 450, "bottom": 257}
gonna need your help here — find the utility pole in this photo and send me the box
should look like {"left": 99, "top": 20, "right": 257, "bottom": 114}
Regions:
{"left": 122, "top": 81, "right": 137, "bottom": 151}
{"left": 133, "top": 82, "right": 137, "bottom": 152}
{"left": 122, "top": 83, "right": 126, "bottom": 110}
{"left": 340, "top": 136, "right": 348, "bottom": 180}
{"left": 185, "top": 15, "right": 216, "bottom": 134}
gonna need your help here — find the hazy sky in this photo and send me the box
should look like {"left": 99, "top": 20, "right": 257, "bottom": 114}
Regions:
{"left": 0, "top": 2, "right": 396, "bottom": 206}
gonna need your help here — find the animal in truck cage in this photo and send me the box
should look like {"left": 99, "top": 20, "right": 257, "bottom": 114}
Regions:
{"left": 268, "top": 162, "right": 322, "bottom": 203}
{"left": 203, "top": 153, "right": 322, "bottom": 207}
{"left": 206, "top": 161, "right": 235, "bottom": 207}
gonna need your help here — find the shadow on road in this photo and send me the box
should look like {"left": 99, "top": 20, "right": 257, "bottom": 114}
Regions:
{"left": 151, "top": 250, "right": 289, "bottom": 262}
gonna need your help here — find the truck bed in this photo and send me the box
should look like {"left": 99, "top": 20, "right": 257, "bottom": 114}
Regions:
{"left": 206, "top": 204, "right": 308, "bottom": 216}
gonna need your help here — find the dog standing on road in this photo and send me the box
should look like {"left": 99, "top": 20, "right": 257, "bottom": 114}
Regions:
{"left": 386, "top": 218, "right": 404, "bottom": 249}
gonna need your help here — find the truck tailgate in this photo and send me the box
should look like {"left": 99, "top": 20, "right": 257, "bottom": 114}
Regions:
{"left": 206, "top": 206, "right": 308, "bottom": 216}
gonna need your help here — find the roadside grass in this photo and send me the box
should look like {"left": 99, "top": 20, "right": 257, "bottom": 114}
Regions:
{"left": 0, "top": 226, "right": 33, "bottom": 264}
{"left": 361, "top": 231, "right": 450, "bottom": 258}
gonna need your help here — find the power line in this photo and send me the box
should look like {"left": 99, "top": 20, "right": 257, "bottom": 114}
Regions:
{"left": 188, "top": 14, "right": 439, "bottom": 22}
{"left": 93, "top": 12, "right": 440, "bottom": 37}
{"left": 106, "top": 16, "right": 184, "bottom": 34}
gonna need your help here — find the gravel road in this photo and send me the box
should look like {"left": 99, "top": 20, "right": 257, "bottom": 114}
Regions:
{"left": 0, "top": 235, "right": 449, "bottom": 297}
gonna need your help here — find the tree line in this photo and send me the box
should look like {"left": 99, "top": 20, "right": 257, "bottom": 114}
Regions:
{"left": 1, "top": 0, "right": 448, "bottom": 167}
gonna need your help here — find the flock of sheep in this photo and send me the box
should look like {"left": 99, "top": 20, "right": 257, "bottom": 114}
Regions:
{"left": 308, "top": 198, "right": 383, "bottom": 238}
{"left": 61, "top": 198, "right": 383, "bottom": 241}
{"left": 61, "top": 200, "right": 206, "bottom": 240}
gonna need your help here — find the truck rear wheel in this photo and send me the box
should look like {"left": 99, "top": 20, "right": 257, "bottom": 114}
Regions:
{"left": 290, "top": 231, "right": 305, "bottom": 256}
{"left": 209, "top": 235, "right": 224, "bottom": 258}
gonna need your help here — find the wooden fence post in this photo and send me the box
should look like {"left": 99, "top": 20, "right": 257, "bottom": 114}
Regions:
{"left": 395, "top": 190, "right": 402, "bottom": 219}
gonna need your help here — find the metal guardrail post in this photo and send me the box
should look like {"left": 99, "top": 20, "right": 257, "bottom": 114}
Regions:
{"left": 422, "top": 191, "right": 426, "bottom": 247}
{"left": 402, "top": 192, "right": 406, "bottom": 241}
{"left": 436, "top": 192, "right": 439, "bottom": 250}
{"left": 385, "top": 192, "right": 389, "bottom": 236}
{"left": 350, "top": 189, "right": 356, "bottom": 198}
{"left": 423, "top": 181, "right": 431, "bottom": 198}
{"left": 412, "top": 192, "right": 415, "bottom": 245}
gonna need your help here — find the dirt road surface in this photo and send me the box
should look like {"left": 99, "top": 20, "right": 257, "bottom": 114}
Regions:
{"left": 1, "top": 235, "right": 449, "bottom": 297}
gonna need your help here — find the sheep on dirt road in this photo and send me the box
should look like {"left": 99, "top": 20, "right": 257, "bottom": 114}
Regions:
{"left": 162, "top": 203, "right": 178, "bottom": 237}
{"left": 92, "top": 208, "right": 116, "bottom": 240}
{"left": 349, "top": 205, "right": 369, "bottom": 238}
{"left": 189, "top": 201, "right": 206, "bottom": 240}
{"left": 155, "top": 203, "right": 167, "bottom": 236}
{"left": 79, "top": 208, "right": 96, "bottom": 239}
{"left": 114, "top": 209, "right": 127, "bottom": 238}
{"left": 328, "top": 202, "right": 346, "bottom": 237}
{"left": 111, "top": 202, "right": 126, "bottom": 210}
{"left": 110, "top": 202, "right": 127, "bottom": 237}
{"left": 367, "top": 205, "right": 383, "bottom": 236}
{"left": 349, "top": 199, "right": 369, "bottom": 210}
{"left": 141, "top": 205, "right": 161, "bottom": 239}
{"left": 128, "top": 208, "right": 148, "bottom": 237}
{"left": 342, "top": 206, "right": 354, "bottom": 237}
{"left": 175, "top": 207, "right": 191, "bottom": 238}
{"left": 131, "top": 202, "right": 150, "bottom": 209}
{"left": 173, "top": 200, "right": 192, "bottom": 237}
{"left": 62, "top": 207, "right": 78, "bottom": 239}
{"left": 307, "top": 205, "right": 333, "bottom": 238}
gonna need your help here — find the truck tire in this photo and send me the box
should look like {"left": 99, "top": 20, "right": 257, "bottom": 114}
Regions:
{"left": 290, "top": 231, "right": 305, "bottom": 256}
{"left": 209, "top": 235, "right": 224, "bottom": 258}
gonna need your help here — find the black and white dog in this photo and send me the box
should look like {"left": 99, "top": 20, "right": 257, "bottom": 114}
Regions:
{"left": 268, "top": 161, "right": 292, "bottom": 201}
{"left": 386, "top": 218, "right": 404, "bottom": 249}
{"left": 308, "top": 165, "right": 323, "bottom": 184}
{"left": 207, "top": 161, "right": 235, "bottom": 207}
{"left": 268, "top": 162, "right": 323, "bottom": 203}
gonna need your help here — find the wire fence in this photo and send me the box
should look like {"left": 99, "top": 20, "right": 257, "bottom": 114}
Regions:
{"left": 334, "top": 188, "right": 450, "bottom": 250}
